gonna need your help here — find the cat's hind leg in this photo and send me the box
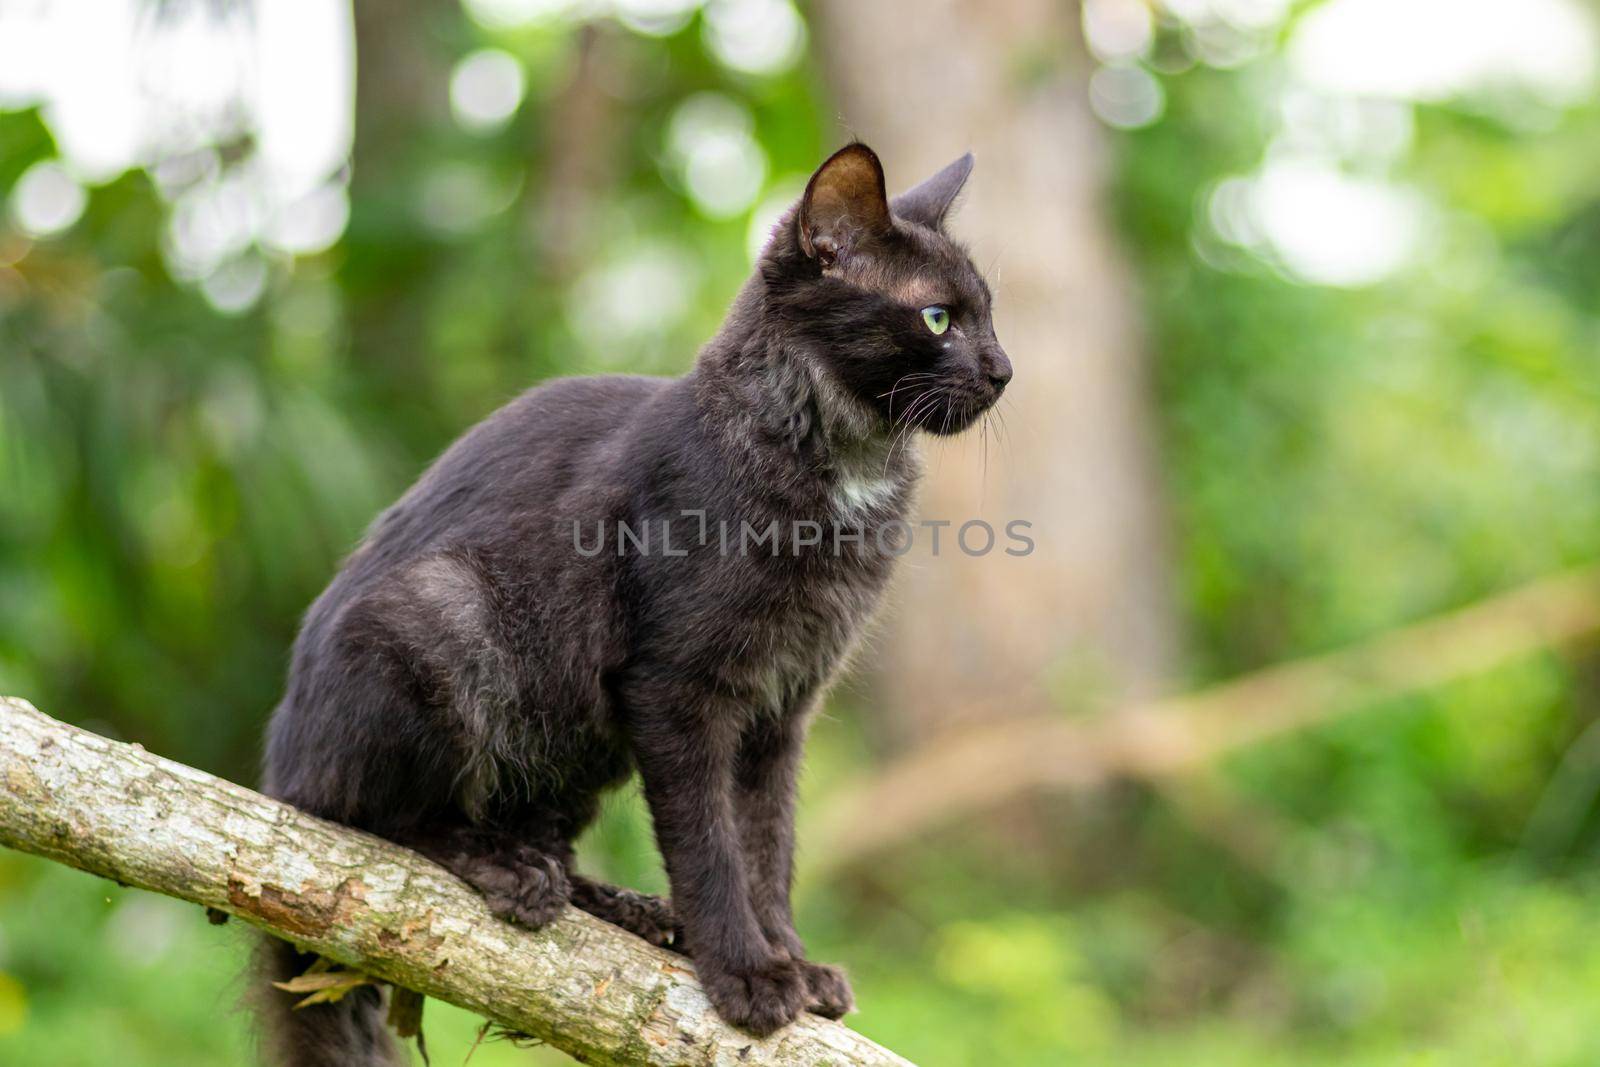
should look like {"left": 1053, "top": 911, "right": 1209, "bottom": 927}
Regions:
{"left": 401, "top": 824, "right": 678, "bottom": 943}
{"left": 403, "top": 826, "right": 572, "bottom": 929}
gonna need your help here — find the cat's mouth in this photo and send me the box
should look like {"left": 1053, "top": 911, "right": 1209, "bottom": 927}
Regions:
{"left": 899, "top": 387, "right": 999, "bottom": 437}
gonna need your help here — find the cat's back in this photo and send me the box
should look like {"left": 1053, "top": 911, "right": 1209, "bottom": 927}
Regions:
{"left": 361, "top": 373, "right": 674, "bottom": 562}
{"left": 292, "top": 372, "right": 679, "bottom": 659}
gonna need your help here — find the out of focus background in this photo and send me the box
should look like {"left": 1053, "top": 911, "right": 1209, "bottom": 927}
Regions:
{"left": 3, "top": 0, "right": 1600, "bottom": 1063}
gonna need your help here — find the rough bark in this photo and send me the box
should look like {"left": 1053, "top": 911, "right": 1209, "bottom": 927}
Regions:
{"left": 811, "top": 0, "right": 1181, "bottom": 744}
{"left": 0, "top": 696, "right": 911, "bottom": 1067}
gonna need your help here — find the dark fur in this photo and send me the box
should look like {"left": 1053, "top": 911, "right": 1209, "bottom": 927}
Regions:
{"left": 256, "top": 143, "right": 1010, "bottom": 1062}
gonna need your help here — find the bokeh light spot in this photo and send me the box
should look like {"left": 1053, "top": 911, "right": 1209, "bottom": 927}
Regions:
{"left": 614, "top": 0, "right": 703, "bottom": 37}
{"left": 1089, "top": 65, "right": 1166, "bottom": 129}
{"left": 667, "top": 92, "right": 767, "bottom": 219}
{"left": 8, "top": 160, "right": 86, "bottom": 238}
{"left": 1083, "top": 0, "right": 1153, "bottom": 62}
{"left": 201, "top": 255, "right": 269, "bottom": 316}
{"left": 263, "top": 182, "right": 351, "bottom": 257}
{"left": 450, "top": 49, "right": 527, "bottom": 134}
{"left": 702, "top": 0, "right": 805, "bottom": 76}
{"left": 462, "top": 0, "right": 579, "bottom": 31}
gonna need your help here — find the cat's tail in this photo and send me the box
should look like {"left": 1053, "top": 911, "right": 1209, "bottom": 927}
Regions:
{"left": 252, "top": 935, "right": 408, "bottom": 1067}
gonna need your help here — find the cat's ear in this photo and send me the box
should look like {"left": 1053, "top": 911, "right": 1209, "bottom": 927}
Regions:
{"left": 797, "top": 143, "right": 892, "bottom": 267}
{"left": 892, "top": 152, "right": 974, "bottom": 229}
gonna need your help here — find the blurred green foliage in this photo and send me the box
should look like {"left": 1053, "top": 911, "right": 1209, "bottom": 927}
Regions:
{"left": 4, "top": 3, "right": 1600, "bottom": 1065}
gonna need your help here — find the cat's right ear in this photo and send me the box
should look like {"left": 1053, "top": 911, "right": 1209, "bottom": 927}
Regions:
{"left": 892, "top": 152, "right": 974, "bottom": 229}
{"left": 797, "top": 143, "right": 891, "bottom": 268}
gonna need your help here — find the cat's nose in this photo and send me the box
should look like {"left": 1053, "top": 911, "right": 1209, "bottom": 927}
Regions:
{"left": 984, "top": 347, "right": 1013, "bottom": 394}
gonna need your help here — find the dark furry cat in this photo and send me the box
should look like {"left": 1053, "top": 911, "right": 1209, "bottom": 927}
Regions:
{"left": 257, "top": 142, "right": 1011, "bottom": 1063}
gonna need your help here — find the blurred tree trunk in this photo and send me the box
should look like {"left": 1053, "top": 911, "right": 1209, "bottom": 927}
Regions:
{"left": 346, "top": 0, "right": 451, "bottom": 440}
{"left": 531, "top": 22, "right": 626, "bottom": 277}
{"left": 350, "top": 0, "right": 445, "bottom": 178}
{"left": 345, "top": 4, "right": 621, "bottom": 445}
{"left": 811, "top": 0, "right": 1181, "bottom": 744}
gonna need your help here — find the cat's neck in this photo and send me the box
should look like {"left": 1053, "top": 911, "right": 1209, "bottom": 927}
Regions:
{"left": 692, "top": 275, "right": 917, "bottom": 489}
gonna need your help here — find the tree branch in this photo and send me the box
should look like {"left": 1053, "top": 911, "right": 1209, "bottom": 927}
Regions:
{"left": 0, "top": 696, "right": 913, "bottom": 1067}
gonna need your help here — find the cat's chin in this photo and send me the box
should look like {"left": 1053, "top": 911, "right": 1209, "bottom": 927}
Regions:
{"left": 880, "top": 389, "right": 997, "bottom": 438}
{"left": 917, "top": 397, "right": 996, "bottom": 437}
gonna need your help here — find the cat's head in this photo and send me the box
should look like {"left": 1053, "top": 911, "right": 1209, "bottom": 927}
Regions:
{"left": 762, "top": 143, "right": 1011, "bottom": 437}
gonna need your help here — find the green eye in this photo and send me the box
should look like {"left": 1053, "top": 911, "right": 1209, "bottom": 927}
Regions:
{"left": 921, "top": 305, "right": 950, "bottom": 335}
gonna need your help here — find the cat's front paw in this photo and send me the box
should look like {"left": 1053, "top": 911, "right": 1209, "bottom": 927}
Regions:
{"left": 699, "top": 956, "right": 807, "bottom": 1036}
{"left": 798, "top": 960, "right": 854, "bottom": 1019}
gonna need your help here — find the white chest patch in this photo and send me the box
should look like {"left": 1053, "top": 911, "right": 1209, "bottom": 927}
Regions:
{"left": 833, "top": 475, "right": 898, "bottom": 517}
